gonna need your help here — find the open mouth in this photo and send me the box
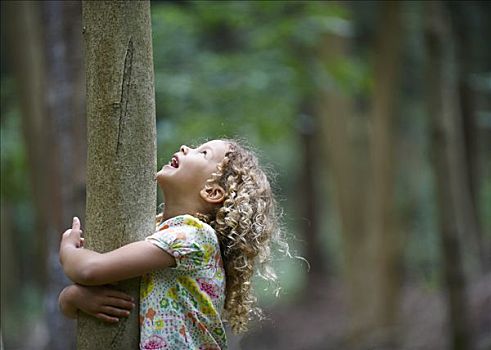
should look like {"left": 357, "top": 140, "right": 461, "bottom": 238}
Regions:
{"left": 170, "top": 155, "right": 179, "bottom": 168}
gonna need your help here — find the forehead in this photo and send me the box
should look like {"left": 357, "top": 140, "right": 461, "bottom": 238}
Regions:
{"left": 199, "top": 140, "right": 229, "bottom": 153}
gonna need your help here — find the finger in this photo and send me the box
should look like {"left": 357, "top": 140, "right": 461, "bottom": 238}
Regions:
{"left": 79, "top": 237, "right": 85, "bottom": 247}
{"left": 106, "top": 297, "right": 135, "bottom": 310}
{"left": 72, "top": 217, "right": 80, "bottom": 231}
{"left": 101, "top": 306, "right": 131, "bottom": 318}
{"left": 95, "top": 312, "right": 119, "bottom": 323}
{"left": 106, "top": 289, "right": 134, "bottom": 302}
{"left": 62, "top": 229, "right": 72, "bottom": 238}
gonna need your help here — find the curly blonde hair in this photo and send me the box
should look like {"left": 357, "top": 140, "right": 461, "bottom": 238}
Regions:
{"left": 196, "top": 139, "right": 287, "bottom": 334}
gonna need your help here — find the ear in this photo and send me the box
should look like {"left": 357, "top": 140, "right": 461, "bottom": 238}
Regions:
{"left": 200, "top": 184, "right": 225, "bottom": 204}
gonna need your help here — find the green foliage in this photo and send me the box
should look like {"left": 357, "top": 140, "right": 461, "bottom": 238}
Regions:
{"left": 1, "top": 5, "right": 486, "bottom": 337}
{"left": 1, "top": 1, "right": 489, "bottom": 347}
{"left": 148, "top": 0, "right": 449, "bottom": 295}
{"left": 0, "top": 77, "right": 30, "bottom": 201}
{"left": 152, "top": 2, "right": 299, "bottom": 148}
{"left": 151, "top": 1, "right": 357, "bottom": 157}
{"left": 1, "top": 75, "right": 40, "bottom": 350}
{"left": 151, "top": 1, "right": 348, "bottom": 297}
{"left": 322, "top": 56, "right": 372, "bottom": 95}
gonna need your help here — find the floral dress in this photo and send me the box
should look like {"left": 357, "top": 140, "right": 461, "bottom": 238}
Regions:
{"left": 139, "top": 214, "right": 227, "bottom": 350}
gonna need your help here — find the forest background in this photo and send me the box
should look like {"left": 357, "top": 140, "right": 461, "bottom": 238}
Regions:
{"left": 1, "top": 1, "right": 490, "bottom": 349}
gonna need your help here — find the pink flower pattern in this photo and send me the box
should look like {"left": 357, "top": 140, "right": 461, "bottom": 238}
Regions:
{"left": 139, "top": 215, "right": 227, "bottom": 350}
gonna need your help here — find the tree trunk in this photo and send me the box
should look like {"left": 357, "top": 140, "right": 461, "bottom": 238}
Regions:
{"left": 4, "top": 1, "right": 85, "bottom": 349}
{"left": 317, "top": 17, "right": 372, "bottom": 348}
{"left": 297, "top": 103, "right": 327, "bottom": 291}
{"left": 40, "top": 1, "right": 86, "bottom": 349}
{"left": 319, "top": 2, "right": 403, "bottom": 348}
{"left": 79, "top": 1, "right": 156, "bottom": 349}
{"left": 0, "top": 203, "right": 21, "bottom": 348}
{"left": 4, "top": 0, "right": 48, "bottom": 291}
{"left": 449, "top": 1, "right": 486, "bottom": 273}
{"left": 365, "top": 1, "right": 403, "bottom": 346}
{"left": 424, "top": 2, "right": 472, "bottom": 349}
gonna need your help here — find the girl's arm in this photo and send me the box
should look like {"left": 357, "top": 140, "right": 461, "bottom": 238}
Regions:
{"left": 60, "top": 217, "right": 176, "bottom": 286}
{"left": 59, "top": 284, "right": 135, "bottom": 323}
{"left": 59, "top": 285, "right": 78, "bottom": 318}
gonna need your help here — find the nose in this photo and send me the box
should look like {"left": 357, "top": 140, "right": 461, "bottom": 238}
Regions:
{"left": 180, "top": 145, "right": 189, "bottom": 155}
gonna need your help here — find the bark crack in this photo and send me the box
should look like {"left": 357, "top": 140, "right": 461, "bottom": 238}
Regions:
{"left": 116, "top": 38, "right": 134, "bottom": 154}
{"left": 110, "top": 316, "right": 127, "bottom": 349}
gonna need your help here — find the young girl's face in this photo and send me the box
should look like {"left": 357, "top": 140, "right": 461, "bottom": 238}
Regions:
{"left": 156, "top": 140, "right": 229, "bottom": 198}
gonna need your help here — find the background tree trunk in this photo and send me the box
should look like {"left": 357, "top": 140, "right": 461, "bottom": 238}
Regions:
{"left": 41, "top": 1, "right": 86, "bottom": 349}
{"left": 424, "top": 2, "right": 472, "bottom": 349}
{"left": 449, "top": 1, "right": 487, "bottom": 273}
{"left": 365, "top": 1, "right": 403, "bottom": 347}
{"left": 4, "top": 2, "right": 85, "bottom": 349}
{"left": 317, "top": 17, "right": 371, "bottom": 348}
{"left": 297, "top": 103, "right": 327, "bottom": 292}
{"left": 79, "top": 1, "right": 156, "bottom": 349}
{"left": 4, "top": 0, "right": 48, "bottom": 292}
{"left": 319, "top": 2, "right": 403, "bottom": 348}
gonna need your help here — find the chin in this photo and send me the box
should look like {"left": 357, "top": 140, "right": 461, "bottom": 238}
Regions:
{"left": 156, "top": 168, "right": 177, "bottom": 188}
{"left": 155, "top": 169, "right": 167, "bottom": 183}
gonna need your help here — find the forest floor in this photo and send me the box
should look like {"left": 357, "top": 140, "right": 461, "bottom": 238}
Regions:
{"left": 231, "top": 274, "right": 491, "bottom": 350}
{"left": 5, "top": 275, "right": 489, "bottom": 349}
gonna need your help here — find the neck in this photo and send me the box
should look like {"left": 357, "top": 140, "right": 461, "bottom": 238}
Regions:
{"left": 161, "top": 205, "right": 195, "bottom": 221}
{"left": 160, "top": 192, "right": 205, "bottom": 221}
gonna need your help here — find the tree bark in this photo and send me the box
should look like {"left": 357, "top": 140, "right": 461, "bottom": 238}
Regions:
{"left": 424, "top": 2, "right": 472, "bottom": 349}
{"left": 79, "top": 1, "right": 156, "bottom": 349}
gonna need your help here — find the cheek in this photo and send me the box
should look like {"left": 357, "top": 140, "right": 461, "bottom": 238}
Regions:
{"left": 158, "top": 163, "right": 215, "bottom": 191}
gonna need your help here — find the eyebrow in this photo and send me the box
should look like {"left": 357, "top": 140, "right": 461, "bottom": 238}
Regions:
{"left": 199, "top": 145, "right": 213, "bottom": 156}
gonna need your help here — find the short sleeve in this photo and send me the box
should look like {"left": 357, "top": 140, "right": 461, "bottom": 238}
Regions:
{"left": 146, "top": 218, "right": 217, "bottom": 272}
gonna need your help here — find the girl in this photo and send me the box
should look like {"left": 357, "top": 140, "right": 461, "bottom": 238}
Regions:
{"left": 59, "top": 139, "right": 286, "bottom": 349}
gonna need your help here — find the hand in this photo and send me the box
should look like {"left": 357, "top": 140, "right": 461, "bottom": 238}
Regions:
{"left": 61, "top": 217, "right": 84, "bottom": 248}
{"left": 60, "top": 217, "right": 84, "bottom": 267}
{"left": 59, "top": 284, "right": 135, "bottom": 323}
